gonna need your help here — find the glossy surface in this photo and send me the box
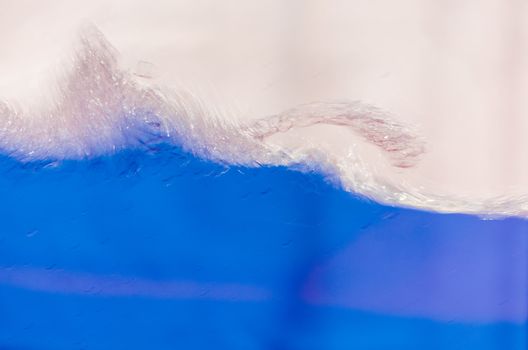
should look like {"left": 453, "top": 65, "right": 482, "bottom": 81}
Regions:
{"left": 0, "top": 145, "right": 526, "bottom": 349}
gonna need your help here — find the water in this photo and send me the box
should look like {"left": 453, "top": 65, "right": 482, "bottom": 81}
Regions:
{"left": 0, "top": 25, "right": 526, "bottom": 349}
{"left": 0, "top": 143, "right": 526, "bottom": 350}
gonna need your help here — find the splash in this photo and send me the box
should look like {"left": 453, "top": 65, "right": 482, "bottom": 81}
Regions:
{"left": 0, "top": 25, "right": 526, "bottom": 217}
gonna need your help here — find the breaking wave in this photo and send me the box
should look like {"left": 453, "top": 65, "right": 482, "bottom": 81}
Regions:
{"left": 1, "top": 25, "right": 527, "bottom": 217}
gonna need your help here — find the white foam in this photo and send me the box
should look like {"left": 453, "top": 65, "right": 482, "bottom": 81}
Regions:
{"left": 1, "top": 25, "right": 527, "bottom": 217}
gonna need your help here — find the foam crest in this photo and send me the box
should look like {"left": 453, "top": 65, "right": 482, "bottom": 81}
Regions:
{"left": 1, "top": 25, "right": 527, "bottom": 217}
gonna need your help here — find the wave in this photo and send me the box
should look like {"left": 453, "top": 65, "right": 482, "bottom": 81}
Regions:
{"left": 0, "top": 24, "right": 527, "bottom": 217}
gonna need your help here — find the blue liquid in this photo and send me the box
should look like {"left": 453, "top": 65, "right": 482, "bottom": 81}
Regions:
{"left": 0, "top": 144, "right": 526, "bottom": 349}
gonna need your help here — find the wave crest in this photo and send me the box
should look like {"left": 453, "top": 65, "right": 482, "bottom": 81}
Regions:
{"left": 2, "top": 25, "right": 527, "bottom": 217}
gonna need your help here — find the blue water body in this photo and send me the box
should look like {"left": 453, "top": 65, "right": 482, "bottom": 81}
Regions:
{"left": 0, "top": 143, "right": 526, "bottom": 350}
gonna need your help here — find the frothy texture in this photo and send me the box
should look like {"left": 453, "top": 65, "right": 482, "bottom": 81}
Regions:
{"left": 1, "top": 25, "right": 527, "bottom": 217}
